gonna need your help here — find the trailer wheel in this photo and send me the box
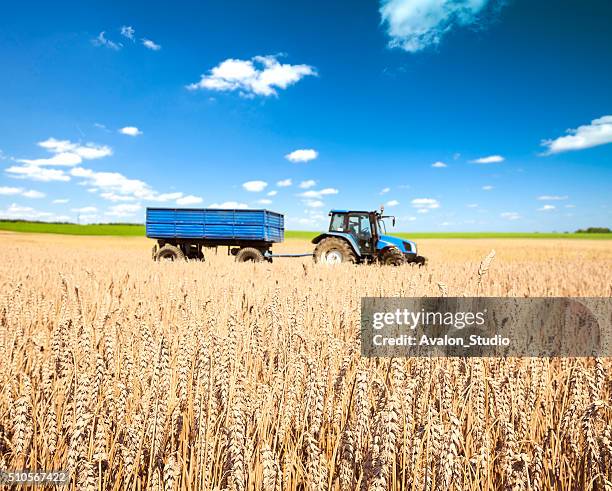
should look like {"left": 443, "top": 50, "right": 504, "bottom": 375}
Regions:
{"left": 314, "top": 237, "right": 356, "bottom": 265}
{"left": 154, "top": 244, "right": 185, "bottom": 261}
{"left": 235, "top": 247, "right": 264, "bottom": 263}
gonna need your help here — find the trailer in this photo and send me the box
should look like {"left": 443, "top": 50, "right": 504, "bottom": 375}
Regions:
{"left": 146, "top": 207, "right": 288, "bottom": 262}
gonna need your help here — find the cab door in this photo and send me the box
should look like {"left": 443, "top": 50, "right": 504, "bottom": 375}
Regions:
{"left": 346, "top": 213, "right": 374, "bottom": 254}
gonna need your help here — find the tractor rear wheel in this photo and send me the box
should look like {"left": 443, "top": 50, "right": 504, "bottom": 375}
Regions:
{"left": 381, "top": 247, "right": 406, "bottom": 266}
{"left": 155, "top": 244, "right": 185, "bottom": 261}
{"left": 314, "top": 238, "right": 356, "bottom": 265}
{"left": 235, "top": 247, "right": 264, "bottom": 263}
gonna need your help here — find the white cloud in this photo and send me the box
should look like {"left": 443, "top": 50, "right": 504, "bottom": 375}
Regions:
{"left": 209, "top": 201, "right": 249, "bottom": 209}
{"left": 0, "top": 203, "right": 63, "bottom": 221}
{"left": 400, "top": 216, "right": 417, "bottom": 222}
{"left": 565, "top": 204, "right": 576, "bottom": 209}
{"left": 299, "top": 188, "right": 339, "bottom": 199}
{"left": 142, "top": 38, "right": 161, "bottom": 51}
{"left": 18, "top": 138, "right": 112, "bottom": 166}
{"left": 21, "top": 190, "right": 45, "bottom": 198}
{"left": 305, "top": 200, "right": 324, "bottom": 208}
{"left": 70, "top": 167, "right": 186, "bottom": 203}
{"left": 93, "top": 31, "right": 122, "bottom": 50}
{"left": 386, "top": 200, "right": 400, "bottom": 207}
{"left": 119, "top": 126, "right": 143, "bottom": 136}
{"left": 380, "top": 187, "right": 391, "bottom": 195}
{"left": 541, "top": 115, "right": 612, "bottom": 154}
{"left": 411, "top": 198, "right": 440, "bottom": 210}
{"left": 431, "top": 161, "right": 447, "bottom": 168}
{"left": 120, "top": 26, "right": 135, "bottom": 40}
{"left": 187, "top": 55, "right": 316, "bottom": 97}
{"left": 105, "top": 203, "right": 142, "bottom": 217}
{"left": 65, "top": 144, "right": 112, "bottom": 160}
{"left": 470, "top": 155, "right": 504, "bottom": 164}
{"left": 7, "top": 138, "right": 200, "bottom": 210}
{"left": 38, "top": 138, "right": 80, "bottom": 153}
{"left": 299, "top": 179, "right": 317, "bottom": 189}
{"left": 501, "top": 212, "right": 520, "bottom": 220}
{"left": 0, "top": 186, "right": 23, "bottom": 196}
{"left": 267, "top": 190, "right": 278, "bottom": 196}
{"left": 380, "top": 0, "right": 500, "bottom": 52}
{"left": 416, "top": 209, "right": 429, "bottom": 214}
{"left": 96, "top": 27, "right": 160, "bottom": 53}
{"left": 99, "top": 192, "right": 138, "bottom": 202}
{"left": 285, "top": 148, "right": 318, "bottom": 163}
{"left": 72, "top": 206, "right": 98, "bottom": 214}
{"left": 466, "top": 203, "right": 479, "bottom": 208}
{"left": 242, "top": 180, "right": 268, "bottom": 192}
{"left": 6, "top": 163, "right": 70, "bottom": 182}
{"left": 52, "top": 198, "right": 69, "bottom": 204}
{"left": 482, "top": 185, "right": 494, "bottom": 191}
{"left": 176, "top": 195, "right": 203, "bottom": 205}
{"left": 71, "top": 167, "right": 150, "bottom": 197}
{"left": 150, "top": 192, "right": 185, "bottom": 203}
{"left": 538, "top": 204, "right": 555, "bottom": 212}
{"left": 277, "top": 178, "right": 292, "bottom": 187}
{"left": 257, "top": 199, "right": 273, "bottom": 205}
{"left": 286, "top": 211, "right": 327, "bottom": 227}
{"left": 18, "top": 152, "right": 82, "bottom": 166}
{"left": 537, "top": 195, "right": 568, "bottom": 201}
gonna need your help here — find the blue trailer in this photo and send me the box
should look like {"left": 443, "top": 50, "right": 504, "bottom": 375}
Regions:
{"left": 146, "top": 207, "right": 286, "bottom": 262}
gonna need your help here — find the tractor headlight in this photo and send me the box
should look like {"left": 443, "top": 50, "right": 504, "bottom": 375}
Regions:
{"left": 402, "top": 241, "right": 414, "bottom": 253}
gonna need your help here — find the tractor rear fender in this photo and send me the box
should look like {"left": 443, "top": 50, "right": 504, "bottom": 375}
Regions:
{"left": 311, "top": 232, "right": 362, "bottom": 257}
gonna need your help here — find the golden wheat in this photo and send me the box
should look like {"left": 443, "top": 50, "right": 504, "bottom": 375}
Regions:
{"left": 0, "top": 234, "right": 610, "bottom": 490}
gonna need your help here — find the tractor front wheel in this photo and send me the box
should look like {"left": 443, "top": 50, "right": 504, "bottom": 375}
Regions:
{"left": 381, "top": 247, "right": 406, "bottom": 266}
{"left": 313, "top": 238, "right": 356, "bottom": 265}
{"left": 413, "top": 255, "right": 427, "bottom": 266}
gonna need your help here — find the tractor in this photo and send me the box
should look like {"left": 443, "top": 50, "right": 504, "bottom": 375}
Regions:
{"left": 311, "top": 208, "right": 426, "bottom": 266}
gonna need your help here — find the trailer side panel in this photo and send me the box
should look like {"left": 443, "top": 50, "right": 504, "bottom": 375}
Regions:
{"left": 145, "top": 208, "right": 284, "bottom": 242}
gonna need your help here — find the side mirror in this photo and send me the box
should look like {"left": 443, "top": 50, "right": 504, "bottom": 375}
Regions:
{"left": 393, "top": 217, "right": 396, "bottom": 227}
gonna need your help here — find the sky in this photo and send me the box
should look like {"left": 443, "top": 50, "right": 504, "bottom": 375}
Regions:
{"left": 0, "top": 0, "right": 611, "bottom": 232}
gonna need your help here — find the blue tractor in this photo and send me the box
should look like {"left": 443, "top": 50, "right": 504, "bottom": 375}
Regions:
{"left": 311, "top": 208, "right": 426, "bottom": 266}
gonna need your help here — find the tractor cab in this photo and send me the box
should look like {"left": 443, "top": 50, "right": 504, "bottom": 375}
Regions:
{"left": 328, "top": 210, "right": 381, "bottom": 255}
{"left": 311, "top": 209, "right": 426, "bottom": 265}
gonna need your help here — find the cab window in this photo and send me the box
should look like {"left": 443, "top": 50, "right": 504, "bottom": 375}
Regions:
{"left": 329, "top": 213, "right": 345, "bottom": 232}
{"left": 347, "top": 214, "right": 372, "bottom": 239}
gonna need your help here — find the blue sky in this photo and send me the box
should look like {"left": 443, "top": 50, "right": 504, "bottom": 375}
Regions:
{"left": 0, "top": 0, "right": 611, "bottom": 231}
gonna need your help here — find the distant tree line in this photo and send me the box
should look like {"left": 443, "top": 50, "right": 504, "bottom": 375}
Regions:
{"left": 0, "top": 219, "right": 142, "bottom": 226}
{"left": 575, "top": 227, "right": 611, "bottom": 233}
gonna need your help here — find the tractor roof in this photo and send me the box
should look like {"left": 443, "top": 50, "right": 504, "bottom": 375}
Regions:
{"left": 329, "top": 209, "right": 372, "bottom": 214}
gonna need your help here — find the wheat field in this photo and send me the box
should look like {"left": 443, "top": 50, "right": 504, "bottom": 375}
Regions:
{"left": 0, "top": 233, "right": 611, "bottom": 490}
